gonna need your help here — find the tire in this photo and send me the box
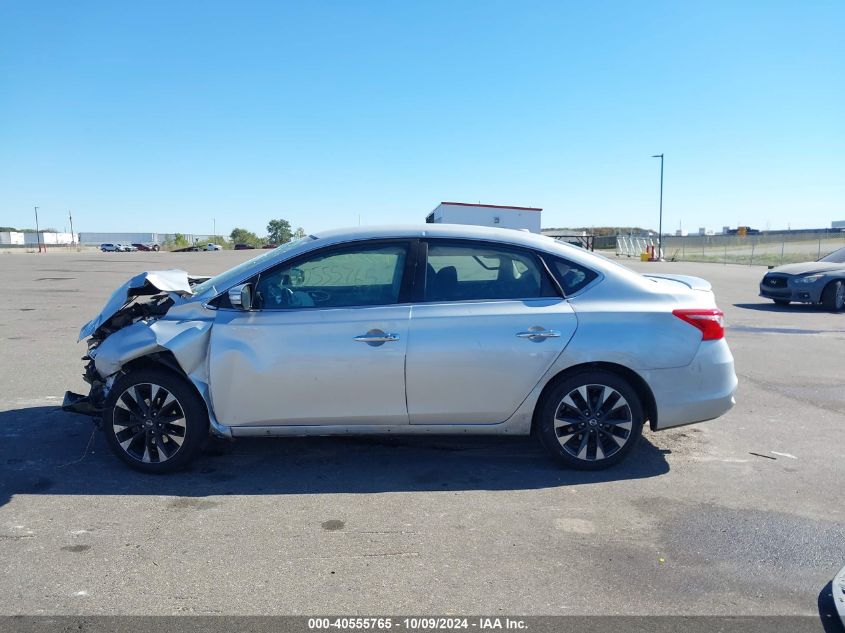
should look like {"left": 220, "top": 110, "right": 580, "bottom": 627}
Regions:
{"left": 773, "top": 299, "right": 790, "bottom": 306}
{"left": 536, "top": 370, "right": 644, "bottom": 470}
{"left": 821, "top": 280, "right": 844, "bottom": 312}
{"left": 152, "top": 244, "right": 160, "bottom": 252}
{"left": 102, "top": 368, "right": 209, "bottom": 473}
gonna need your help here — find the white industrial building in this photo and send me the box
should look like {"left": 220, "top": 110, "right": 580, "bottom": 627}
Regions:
{"left": 0, "top": 232, "right": 25, "bottom": 245}
{"left": 0, "top": 231, "right": 78, "bottom": 246}
{"left": 425, "top": 202, "right": 542, "bottom": 233}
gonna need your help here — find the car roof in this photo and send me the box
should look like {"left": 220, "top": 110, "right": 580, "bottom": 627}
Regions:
{"left": 313, "top": 223, "right": 562, "bottom": 251}
{"left": 309, "top": 223, "right": 637, "bottom": 278}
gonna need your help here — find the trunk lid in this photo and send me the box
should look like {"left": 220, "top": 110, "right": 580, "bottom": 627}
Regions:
{"left": 643, "top": 273, "right": 712, "bottom": 292}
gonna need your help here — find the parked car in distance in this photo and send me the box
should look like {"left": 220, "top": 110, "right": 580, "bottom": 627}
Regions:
{"left": 261, "top": 244, "right": 277, "bottom": 249}
{"left": 132, "top": 243, "right": 160, "bottom": 252}
{"left": 234, "top": 243, "right": 256, "bottom": 250}
{"left": 759, "top": 246, "right": 845, "bottom": 311}
{"left": 100, "top": 243, "right": 119, "bottom": 252}
{"left": 65, "top": 224, "right": 737, "bottom": 473}
{"left": 116, "top": 243, "right": 137, "bottom": 252}
{"left": 206, "top": 243, "right": 223, "bottom": 251}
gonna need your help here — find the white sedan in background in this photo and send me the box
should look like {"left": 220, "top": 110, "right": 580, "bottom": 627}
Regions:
{"left": 65, "top": 224, "right": 737, "bottom": 473}
{"left": 206, "top": 243, "right": 222, "bottom": 251}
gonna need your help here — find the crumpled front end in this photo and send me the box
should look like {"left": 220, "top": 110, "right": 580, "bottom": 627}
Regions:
{"left": 63, "top": 269, "right": 223, "bottom": 434}
{"left": 78, "top": 269, "right": 200, "bottom": 341}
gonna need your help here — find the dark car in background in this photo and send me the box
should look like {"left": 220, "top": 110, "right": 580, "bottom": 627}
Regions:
{"left": 132, "top": 243, "right": 160, "bottom": 252}
{"left": 234, "top": 243, "right": 256, "bottom": 250}
{"left": 760, "top": 246, "right": 845, "bottom": 311}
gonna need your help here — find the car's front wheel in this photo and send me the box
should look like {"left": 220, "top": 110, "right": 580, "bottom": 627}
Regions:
{"left": 536, "top": 370, "right": 644, "bottom": 470}
{"left": 103, "top": 369, "right": 208, "bottom": 473}
{"left": 821, "top": 280, "right": 844, "bottom": 312}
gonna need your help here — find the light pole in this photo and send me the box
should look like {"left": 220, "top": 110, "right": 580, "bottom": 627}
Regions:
{"left": 34, "top": 205, "right": 43, "bottom": 253}
{"left": 651, "top": 154, "right": 664, "bottom": 260}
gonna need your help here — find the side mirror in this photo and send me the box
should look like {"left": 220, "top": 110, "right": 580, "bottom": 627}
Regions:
{"left": 228, "top": 283, "right": 253, "bottom": 310}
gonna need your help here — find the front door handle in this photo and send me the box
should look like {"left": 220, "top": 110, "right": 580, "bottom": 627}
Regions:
{"left": 354, "top": 329, "right": 400, "bottom": 346}
{"left": 516, "top": 327, "right": 561, "bottom": 342}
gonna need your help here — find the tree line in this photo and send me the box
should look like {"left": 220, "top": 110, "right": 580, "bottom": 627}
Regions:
{"left": 230, "top": 219, "right": 306, "bottom": 248}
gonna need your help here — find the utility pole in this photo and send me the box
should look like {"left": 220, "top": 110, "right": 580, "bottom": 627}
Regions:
{"left": 34, "top": 205, "right": 43, "bottom": 253}
{"left": 651, "top": 154, "right": 664, "bottom": 260}
{"left": 68, "top": 210, "right": 75, "bottom": 245}
{"left": 213, "top": 218, "right": 216, "bottom": 240}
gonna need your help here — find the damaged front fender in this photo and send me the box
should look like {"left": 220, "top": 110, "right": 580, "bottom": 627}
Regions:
{"left": 84, "top": 301, "right": 231, "bottom": 437}
{"left": 92, "top": 320, "right": 160, "bottom": 377}
{"left": 91, "top": 315, "right": 213, "bottom": 379}
{"left": 74, "top": 269, "right": 231, "bottom": 436}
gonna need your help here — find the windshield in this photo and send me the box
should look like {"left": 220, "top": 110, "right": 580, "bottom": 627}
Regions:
{"left": 819, "top": 246, "right": 845, "bottom": 264}
{"left": 192, "top": 236, "right": 315, "bottom": 296}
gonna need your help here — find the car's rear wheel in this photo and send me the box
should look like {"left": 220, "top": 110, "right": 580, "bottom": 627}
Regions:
{"left": 821, "top": 280, "right": 844, "bottom": 312}
{"left": 536, "top": 370, "right": 644, "bottom": 470}
{"left": 773, "top": 299, "right": 790, "bottom": 306}
{"left": 103, "top": 369, "right": 208, "bottom": 473}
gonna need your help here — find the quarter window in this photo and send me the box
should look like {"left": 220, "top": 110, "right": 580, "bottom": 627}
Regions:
{"left": 424, "top": 242, "right": 556, "bottom": 302}
{"left": 254, "top": 243, "right": 408, "bottom": 309}
{"left": 547, "top": 257, "right": 598, "bottom": 295}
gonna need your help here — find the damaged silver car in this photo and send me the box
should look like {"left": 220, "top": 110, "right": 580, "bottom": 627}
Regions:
{"left": 65, "top": 224, "right": 737, "bottom": 473}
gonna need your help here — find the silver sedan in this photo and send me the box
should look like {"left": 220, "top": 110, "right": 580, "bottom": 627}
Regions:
{"left": 64, "top": 224, "right": 737, "bottom": 473}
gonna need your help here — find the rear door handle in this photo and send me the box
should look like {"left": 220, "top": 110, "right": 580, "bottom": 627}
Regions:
{"left": 516, "top": 328, "right": 561, "bottom": 341}
{"left": 354, "top": 329, "right": 400, "bottom": 346}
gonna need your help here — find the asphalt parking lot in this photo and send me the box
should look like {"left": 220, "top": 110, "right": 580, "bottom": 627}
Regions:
{"left": 0, "top": 250, "right": 843, "bottom": 619}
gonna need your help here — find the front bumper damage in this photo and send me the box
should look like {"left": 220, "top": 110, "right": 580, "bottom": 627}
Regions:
{"left": 62, "top": 391, "right": 101, "bottom": 417}
{"left": 62, "top": 358, "right": 107, "bottom": 420}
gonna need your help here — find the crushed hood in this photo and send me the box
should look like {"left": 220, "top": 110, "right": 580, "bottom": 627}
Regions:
{"left": 79, "top": 269, "right": 194, "bottom": 341}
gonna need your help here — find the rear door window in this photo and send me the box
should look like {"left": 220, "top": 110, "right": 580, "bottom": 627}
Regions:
{"left": 424, "top": 242, "right": 558, "bottom": 302}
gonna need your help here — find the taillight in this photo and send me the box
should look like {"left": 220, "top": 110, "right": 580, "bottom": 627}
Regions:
{"left": 672, "top": 308, "right": 725, "bottom": 340}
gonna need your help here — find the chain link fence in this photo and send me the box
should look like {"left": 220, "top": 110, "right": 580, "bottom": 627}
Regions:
{"left": 615, "top": 231, "right": 845, "bottom": 266}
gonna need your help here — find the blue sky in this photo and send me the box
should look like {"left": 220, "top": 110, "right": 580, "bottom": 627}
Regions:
{"left": 1, "top": 1, "right": 842, "bottom": 236}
